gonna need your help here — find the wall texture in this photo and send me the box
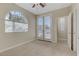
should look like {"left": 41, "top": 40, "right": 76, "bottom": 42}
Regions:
{"left": 0, "top": 3, "right": 35, "bottom": 52}
{"left": 39, "top": 6, "right": 72, "bottom": 43}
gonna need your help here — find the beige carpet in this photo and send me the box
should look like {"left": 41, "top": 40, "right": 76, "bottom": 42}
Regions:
{"left": 0, "top": 40, "right": 77, "bottom": 56}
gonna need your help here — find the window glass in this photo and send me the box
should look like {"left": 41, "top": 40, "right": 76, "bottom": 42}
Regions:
{"left": 5, "top": 21, "right": 13, "bottom": 32}
{"left": 15, "top": 22, "right": 28, "bottom": 32}
{"left": 5, "top": 11, "right": 28, "bottom": 32}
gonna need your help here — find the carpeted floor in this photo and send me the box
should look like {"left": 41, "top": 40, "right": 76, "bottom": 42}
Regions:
{"left": 0, "top": 40, "right": 77, "bottom": 56}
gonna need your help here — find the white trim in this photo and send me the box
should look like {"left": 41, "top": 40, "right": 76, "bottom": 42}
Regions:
{"left": 0, "top": 39, "right": 35, "bottom": 53}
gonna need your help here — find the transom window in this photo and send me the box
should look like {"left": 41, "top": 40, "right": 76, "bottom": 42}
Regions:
{"left": 5, "top": 11, "right": 28, "bottom": 32}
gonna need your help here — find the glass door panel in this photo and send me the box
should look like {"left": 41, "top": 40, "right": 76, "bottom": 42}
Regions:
{"left": 37, "top": 16, "right": 43, "bottom": 40}
{"left": 44, "top": 16, "right": 51, "bottom": 41}
{"left": 36, "top": 16, "right": 52, "bottom": 41}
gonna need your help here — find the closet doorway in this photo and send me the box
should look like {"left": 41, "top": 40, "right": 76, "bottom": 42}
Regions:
{"left": 57, "top": 16, "right": 68, "bottom": 43}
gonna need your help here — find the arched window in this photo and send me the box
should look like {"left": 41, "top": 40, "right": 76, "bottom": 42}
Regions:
{"left": 5, "top": 11, "right": 28, "bottom": 32}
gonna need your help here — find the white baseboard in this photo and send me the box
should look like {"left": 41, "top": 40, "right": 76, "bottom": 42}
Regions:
{"left": 0, "top": 39, "right": 35, "bottom": 53}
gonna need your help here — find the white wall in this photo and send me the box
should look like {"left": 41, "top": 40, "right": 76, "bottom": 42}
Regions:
{"left": 72, "top": 5, "right": 77, "bottom": 53}
{"left": 67, "top": 13, "right": 72, "bottom": 50}
{"left": 39, "top": 6, "right": 71, "bottom": 43}
{"left": 0, "top": 3, "right": 35, "bottom": 52}
{"left": 67, "top": 6, "right": 77, "bottom": 52}
{"left": 75, "top": 4, "right": 79, "bottom": 55}
{"left": 37, "top": 5, "right": 77, "bottom": 53}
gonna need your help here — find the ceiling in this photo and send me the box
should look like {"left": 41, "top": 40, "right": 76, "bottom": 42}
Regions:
{"left": 16, "top": 3, "right": 72, "bottom": 15}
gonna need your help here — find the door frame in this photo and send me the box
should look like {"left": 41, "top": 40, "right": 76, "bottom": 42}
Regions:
{"left": 71, "top": 13, "right": 74, "bottom": 51}
{"left": 35, "top": 15, "right": 52, "bottom": 41}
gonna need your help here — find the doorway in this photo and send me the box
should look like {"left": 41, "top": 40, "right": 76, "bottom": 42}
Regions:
{"left": 57, "top": 16, "right": 68, "bottom": 44}
{"left": 36, "top": 16, "right": 52, "bottom": 42}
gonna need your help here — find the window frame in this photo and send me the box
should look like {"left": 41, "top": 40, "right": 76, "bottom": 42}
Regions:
{"left": 5, "top": 11, "right": 28, "bottom": 32}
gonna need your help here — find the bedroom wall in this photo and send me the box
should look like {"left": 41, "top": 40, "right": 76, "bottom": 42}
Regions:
{"left": 74, "top": 4, "right": 79, "bottom": 55}
{"left": 67, "top": 4, "right": 77, "bottom": 52}
{"left": 0, "top": 3, "right": 35, "bottom": 52}
{"left": 39, "top": 6, "right": 72, "bottom": 43}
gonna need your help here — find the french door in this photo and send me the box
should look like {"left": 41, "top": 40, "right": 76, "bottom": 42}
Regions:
{"left": 36, "top": 16, "right": 52, "bottom": 41}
